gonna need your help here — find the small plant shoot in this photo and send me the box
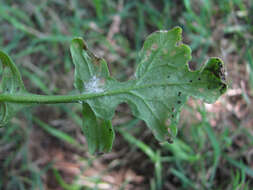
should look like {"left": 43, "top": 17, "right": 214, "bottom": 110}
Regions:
{"left": 0, "top": 27, "right": 227, "bottom": 154}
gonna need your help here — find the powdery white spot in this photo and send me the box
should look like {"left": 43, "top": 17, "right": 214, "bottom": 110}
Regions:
{"left": 158, "top": 30, "right": 168, "bottom": 33}
{"left": 84, "top": 76, "right": 104, "bottom": 93}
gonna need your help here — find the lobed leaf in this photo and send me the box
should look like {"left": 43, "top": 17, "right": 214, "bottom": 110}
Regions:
{"left": 0, "top": 51, "right": 27, "bottom": 126}
{"left": 82, "top": 103, "right": 114, "bottom": 154}
{"left": 70, "top": 38, "right": 114, "bottom": 154}
{"left": 70, "top": 27, "right": 227, "bottom": 153}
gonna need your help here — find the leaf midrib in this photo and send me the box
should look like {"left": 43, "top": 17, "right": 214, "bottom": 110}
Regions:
{"left": 0, "top": 81, "right": 205, "bottom": 104}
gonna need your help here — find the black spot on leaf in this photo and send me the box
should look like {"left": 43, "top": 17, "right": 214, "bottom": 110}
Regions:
{"left": 219, "top": 83, "right": 227, "bottom": 94}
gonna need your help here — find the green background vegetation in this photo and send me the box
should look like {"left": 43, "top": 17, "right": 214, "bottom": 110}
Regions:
{"left": 0, "top": 0, "right": 252, "bottom": 189}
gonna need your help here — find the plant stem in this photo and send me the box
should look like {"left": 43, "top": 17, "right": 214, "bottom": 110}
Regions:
{"left": 0, "top": 81, "right": 198, "bottom": 104}
{"left": 0, "top": 93, "right": 102, "bottom": 104}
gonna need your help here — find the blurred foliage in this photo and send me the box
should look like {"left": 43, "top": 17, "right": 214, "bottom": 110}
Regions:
{"left": 0, "top": 0, "right": 252, "bottom": 189}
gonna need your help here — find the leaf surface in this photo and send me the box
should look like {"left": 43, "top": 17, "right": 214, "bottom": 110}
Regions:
{"left": 70, "top": 27, "right": 227, "bottom": 153}
{"left": 0, "top": 51, "right": 27, "bottom": 126}
{"left": 82, "top": 103, "right": 114, "bottom": 154}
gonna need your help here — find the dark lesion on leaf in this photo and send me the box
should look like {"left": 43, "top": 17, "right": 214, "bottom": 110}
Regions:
{"left": 219, "top": 83, "right": 227, "bottom": 94}
{"left": 202, "top": 58, "right": 227, "bottom": 94}
{"left": 88, "top": 51, "right": 102, "bottom": 66}
{"left": 219, "top": 67, "right": 226, "bottom": 81}
{"left": 77, "top": 38, "right": 88, "bottom": 50}
{"left": 216, "top": 60, "right": 226, "bottom": 81}
{"left": 78, "top": 38, "right": 102, "bottom": 66}
{"left": 206, "top": 58, "right": 226, "bottom": 82}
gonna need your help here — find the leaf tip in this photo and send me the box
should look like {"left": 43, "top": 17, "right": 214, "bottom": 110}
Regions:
{"left": 71, "top": 37, "right": 88, "bottom": 50}
{"left": 204, "top": 57, "right": 227, "bottom": 83}
{"left": 194, "top": 57, "right": 228, "bottom": 103}
{"left": 172, "top": 26, "right": 182, "bottom": 34}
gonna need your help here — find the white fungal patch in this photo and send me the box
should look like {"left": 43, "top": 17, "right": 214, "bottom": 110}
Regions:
{"left": 158, "top": 30, "right": 168, "bottom": 33}
{"left": 84, "top": 76, "right": 104, "bottom": 93}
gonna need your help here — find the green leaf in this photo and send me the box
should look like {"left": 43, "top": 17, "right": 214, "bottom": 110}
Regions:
{"left": 0, "top": 51, "right": 27, "bottom": 126}
{"left": 82, "top": 103, "right": 114, "bottom": 154}
{"left": 70, "top": 39, "right": 114, "bottom": 153}
{"left": 70, "top": 27, "right": 227, "bottom": 153}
